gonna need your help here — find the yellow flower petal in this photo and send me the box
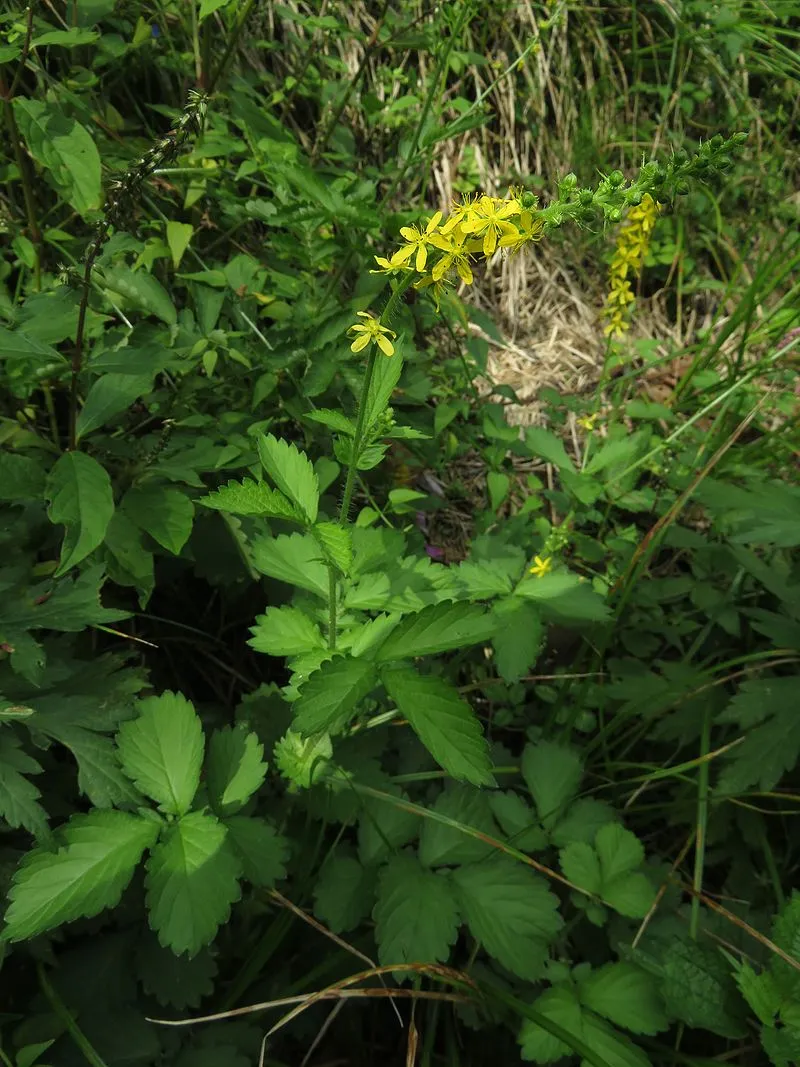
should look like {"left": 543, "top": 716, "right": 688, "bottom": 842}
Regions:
{"left": 415, "top": 244, "right": 428, "bottom": 272}
{"left": 377, "top": 333, "right": 395, "bottom": 357}
{"left": 351, "top": 333, "right": 371, "bottom": 352}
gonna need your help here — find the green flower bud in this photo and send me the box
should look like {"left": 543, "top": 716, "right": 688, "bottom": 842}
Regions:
{"left": 627, "top": 188, "right": 643, "bottom": 205}
{"left": 559, "top": 172, "right": 578, "bottom": 193}
{"left": 521, "top": 190, "right": 538, "bottom": 208}
{"left": 578, "top": 189, "right": 594, "bottom": 206}
{"left": 609, "top": 170, "right": 624, "bottom": 187}
{"left": 718, "top": 155, "right": 732, "bottom": 169}
{"left": 710, "top": 133, "right": 724, "bottom": 150}
{"left": 733, "top": 131, "right": 748, "bottom": 145}
{"left": 607, "top": 206, "right": 622, "bottom": 223}
{"left": 673, "top": 148, "right": 689, "bottom": 166}
{"left": 580, "top": 207, "right": 595, "bottom": 222}
{"left": 675, "top": 180, "right": 690, "bottom": 195}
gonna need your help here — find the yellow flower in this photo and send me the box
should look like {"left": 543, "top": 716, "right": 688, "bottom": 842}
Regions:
{"left": 499, "top": 209, "right": 544, "bottom": 254}
{"left": 440, "top": 193, "right": 479, "bottom": 235}
{"left": 577, "top": 413, "right": 599, "bottom": 431}
{"left": 462, "top": 195, "right": 520, "bottom": 256}
{"left": 391, "top": 211, "right": 443, "bottom": 273}
{"left": 370, "top": 255, "right": 413, "bottom": 277}
{"left": 529, "top": 555, "right": 552, "bottom": 578}
{"left": 602, "top": 193, "right": 660, "bottom": 337}
{"left": 428, "top": 228, "right": 475, "bottom": 284}
{"left": 347, "top": 312, "right": 397, "bottom": 357}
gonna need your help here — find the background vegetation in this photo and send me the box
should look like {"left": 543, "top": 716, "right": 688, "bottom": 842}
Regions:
{"left": 0, "top": 1, "right": 799, "bottom": 1065}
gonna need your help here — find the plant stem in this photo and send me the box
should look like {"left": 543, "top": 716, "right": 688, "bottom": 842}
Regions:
{"left": 327, "top": 565, "right": 338, "bottom": 651}
{"left": 689, "top": 706, "right": 711, "bottom": 941}
{"left": 38, "top": 964, "right": 109, "bottom": 1067}
{"left": 338, "top": 346, "right": 379, "bottom": 528}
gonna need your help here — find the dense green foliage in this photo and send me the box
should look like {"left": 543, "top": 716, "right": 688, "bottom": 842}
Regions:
{"left": 1, "top": 1, "right": 799, "bottom": 1065}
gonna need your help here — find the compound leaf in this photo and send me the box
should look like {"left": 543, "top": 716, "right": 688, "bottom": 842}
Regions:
{"left": 249, "top": 606, "right": 325, "bottom": 657}
{"left": 222, "top": 815, "right": 288, "bottom": 889}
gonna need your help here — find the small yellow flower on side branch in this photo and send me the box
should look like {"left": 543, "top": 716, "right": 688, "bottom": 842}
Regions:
{"left": 391, "top": 211, "right": 443, "bottom": 273}
{"left": 529, "top": 555, "right": 552, "bottom": 578}
{"left": 348, "top": 312, "right": 396, "bottom": 357}
{"left": 370, "top": 255, "right": 413, "bottom": 277}
{"left": 462, "top": 195, "right": 520, "bottom": 256}
{"left": 577, "top": 413, "right": 599, "bottom": 431}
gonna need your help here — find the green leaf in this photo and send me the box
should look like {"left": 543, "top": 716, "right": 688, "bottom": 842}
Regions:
{"left": 103, "top": 510, "right": 155, "bottom": 606}
{"left": 101, "top": 265, "right": 177, "bottom": 325}
{"left": 223, "top": 815, "right": 288, "bottom": 888}
{"left": 313, "top": 851, "right": 376, "bottom": 934}
{"left": 516, "top": 572, "right": 611, "bottom": 623}
{"left": 46, "top": 451, "right": 114, "bottom": 576}
{"left": 358, "top": 789, "right": 421, "bottom": 866}
{"left": 312, "top": 521, "right": 353, "bottom": 574}
{"left": 365, "top": 345, "right": 403, "bottom": 431}
{"left": 0, "top": 734, "right": 48, "bottom": 838}
{"left": 489, "top": 790, "right": 548, "bottom": 852}
{"left": 76, "top": 372, "right": 153, "bottom": 440}
{"left": 492, "top": 600, "right": 544, "bottom": 683}
{"left": 13, "top": 98, "right": 101, "bottom": 215}
{"left": 198, "top": 0, "right": 234, "bottom": 19}
{"left": 561, "top": 824, "right": 655, "bottom": 919}
{"left": 487, "top": 470, "right": 510, "bottom": 511}
{"left": 0, "top": 452, "right": 46, "bottom": 502}
{"left": 661, "top": 937, "right": 747, "bottom": 1037}
{"left": 257, "top": 434, "right": 319, "bottom": 523}
{"left": 3, "top": 565, "right": 125, "bottom": 633}
{"left": 249, "top": 606, "right": 325, "bottom": 657}
{"left": 373, "top": 853, "right": 459, "bottom": 972}
{"left": 374, "top": 602, "right": 495, "bottom": 662}
{"left": 200, "top": 478, "right": 304, "bottom": 520}
{"left": 145, "top": 810, "right": 241, "bottom": 956}
{"left": 206, "top": 726, "right": 267, "bottom": 815}
{"left": 250, "top": 533, "right": 329, "bottom": 598}
{"left": 522, "top": 741, "right": 583, "bottom": 829}
{"left": 453, "top": 856, "right": 562, "bottom": 980}
{"left": 32, "top": 27, "right": 99, "bottom": 46}
{"left": 524, "top": 426, "right": 576, "bottom": 473}
{"left": 382, "top": 665, "right": 494, "bottom": 787}
{"left": 117, "top": 691, "right": 204, "bottom": 816}
{"left": 518, "top": 985, "right": 651, "bottom": 1067}
{"left": 165, "top": 221, "right": 193, "bottom": 268}
{"left": 121, "top": 485, "right": 194, "bottom": 555}
{"left": 419, "top": 783, "right": 498, "bottom": 867}
{"left": 36, "top": 724, "right": 141, "bottom": 809}
{"left": 717, "top": 700, "right": 800, "bottom": 796}
{"left": 136, "top": 937, "right": 217, "bottom": 1009}
{"left": 293, "top": 657, "right": 378, "bottom": 735}
{"left": 3, "top": 811, "right": 158, "bottom": 941}
{"left": 305, "top": 409, "right": 356, "bottom": 435}
{"left": 578, "top": 963, "right": 669, "bottom": 1035}
{"left": 274, "top": 729, "right": 332, "bottom": 789}
{"left": 585, "top": 436, "right": 644, "bottom": 476}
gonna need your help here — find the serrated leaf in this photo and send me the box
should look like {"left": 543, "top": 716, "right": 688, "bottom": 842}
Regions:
{"left": 518, "top": 985, "right": 651, "bottom": 1067}
{"left": 516, "top": 572, "right": 611, "bottom": 622}
{"left": 200, "top": 478, "right": 304, "bottom": 521}
{"left": 453, "top": 857, "right": 563, "bottom": 980}
{"left": 249, "top": 606, "right": 325, "bottom": 657}
{"left": 559, "top": 841, "right": 602, "bottom": 895}
{"left": 76, "top": 372, "right": 153, "bottom": 440}
{"left": 522, "top": 741, "right": 583, "bottom": 829}
{"left": 578, "top": 963, "right": 669, "bottom": 1035}
{"left": 661, "top": 937, "right": 747, "bottom": 1037}
{"left": 365, "top": 346, "right": 403, "bottom": 431}
{"left": 561, "top": 825, "right": 654, "bottom": 919}
{"left": 595, "top": 823, "right": 644, "bottom": 883}
{"left": 251, "top": 532, "right": 329, "bottom": 598}
{"left": 145, "top": 811, "right": 241, "bottom": 956}
{"left": 42, "top": 724, "right": 142, "bottom": 809}
{"left": 717, "top": 711, "right": 800, "bottom": 796}
{"left": 374, "top": 601, "right": 495, "bottom": 662}
{"left": 257, "top": 434, "right": 319, "bottom": 523}
{"left": 492, "top": 600, "right": 544, "bottom": 683}
{"left": 489, "top": 790, "right": 548, "bottom": 852}
{"left": 46, "top": 452, "right": 114, "bottom": 575}
{"left": 121, "top": 485, "right": 194, "bottom": 555}
{"left": 3, "top": 811, "right": 158, "bottom": 941}
{"left": 274, "top": 729, "right": 332, "bottom": 789}
{"left": 313, "top": 851, "right": 376, "bottom": 933}
{"left": 382, "top": 665, "right": 494, "bottom": 787}
{"left": 13, "top": 98, "right": 101, "bottom": 216}
{"left": 373, "top": 853, "right": 459, "bottom": 973}
{"left": 523, "top": 426, "right": 576, "bottom": 473}
{"left": 4, "top": 565, "right": 126, "bottom": 633}
{"left": 0, "top": 735, "right": 48, "bottom": 838}
{"left": 136, "top": 937, "right": 217, "bottom": 1008}
{"left": 223, "top": 815, "right": 288, "bottom": 888}
{"left": 206, "top": 726, "right": 267, "bottom": 816}
{"left": 312, "top": 521, "right": 353, "bottom": 575}
{"left": 550, "top": 799, "right": 616, "bottom": 848}
{"left": 293, "top": 657, "right": 378, "bottom": 735}
{"left": 419, "top": 783, "right": 498, "bottom": 867}
{"left": 305, "top": 408, "right": 356, "bottom": 435}
{"left": 117, "top": 691, "right": 204, "bottom": 816}
{"left": 358, "top": 789, "right": 420, "bottom": 866}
